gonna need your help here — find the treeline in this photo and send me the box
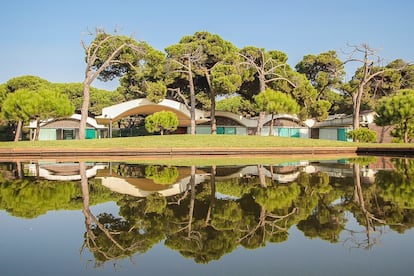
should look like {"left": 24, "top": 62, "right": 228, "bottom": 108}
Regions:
{"left": 1, "top": 30, "right": 413, "bottom": 141}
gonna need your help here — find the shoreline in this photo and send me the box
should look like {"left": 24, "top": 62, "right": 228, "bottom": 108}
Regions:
{"left": 0, "top": 146, "right": 412, "bottom": 161}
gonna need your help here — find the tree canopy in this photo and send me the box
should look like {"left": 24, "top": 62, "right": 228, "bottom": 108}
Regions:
{"left": 375, "top": 89, "right": 414, "bottom": 143}
{"left": 145, "top": 110, "right": 179, "bottom": 135}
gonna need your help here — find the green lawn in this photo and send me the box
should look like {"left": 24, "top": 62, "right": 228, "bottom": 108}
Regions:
{"left": 0, "top": 134, "right": 408, "bottom": 149}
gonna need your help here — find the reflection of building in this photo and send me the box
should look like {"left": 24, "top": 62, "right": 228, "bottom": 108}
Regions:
{"left": 25, "top": 162, "right": 106, "bottom": 180}
{"left": 22, "top": 160, "right": 393, "bottom": 198}
{"left": 95, "top": 166, "right": 207, "bottom": 197}
{"left": 207, "top": 163, "right": 310, "bottom": 184}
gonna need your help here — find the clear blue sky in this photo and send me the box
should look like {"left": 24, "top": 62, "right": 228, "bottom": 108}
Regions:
{"left": 1, "top": 0, "right": 413, "bottom": 90}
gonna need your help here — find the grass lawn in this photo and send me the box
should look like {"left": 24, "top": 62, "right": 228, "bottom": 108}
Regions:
{"left": 0, "top": 134, "right": 409, "bottom": 149}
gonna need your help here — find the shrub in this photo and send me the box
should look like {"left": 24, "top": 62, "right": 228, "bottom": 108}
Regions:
{"left": 347, "top": 128, "right": 377, "bottom": 143}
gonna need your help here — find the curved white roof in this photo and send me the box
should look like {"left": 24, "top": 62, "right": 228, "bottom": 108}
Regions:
{"left": 28, "top": 114, "right": 106, "bottom": 129}
{"left": 96, "top": 98, "right": 208, "bottom": 127}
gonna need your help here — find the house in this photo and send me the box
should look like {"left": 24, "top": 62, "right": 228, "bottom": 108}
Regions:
{"left": 95, "top": 98, "right": 209, "bottom": 137}
{"left": 29, "top": 97, "right": 393, "bottom": 142}
{"left": 309, "top": 110, "right": 391, "bottom": 142}
{"left": 27, "top": 114, "right": 107, "bottom": 140}
{"left": 196, "top": 111, "right": 310, "bottom": 137}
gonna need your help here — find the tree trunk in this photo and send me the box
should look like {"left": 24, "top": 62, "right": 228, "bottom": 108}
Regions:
{"left": 34, "top": 117, "right": 41, "bottom": 141}
{"left": 204, "top": 70, "right": 216, "bottom": 135}
{"left": 259, "top": 75, "right": 266, "bottom": 92}
{"left": 16, "top": 161, "right": 22, "bottom": 179}
{"left": 258, "top": 164, "right": 267, "bottom": 188}
{"left": 352, "top": 86, "right": 363, "bottom": 130}
{"left": 256, "top": 111, "right": 265, "bottom": 135}
{"left": 404, "top": 121, "right": 409, "bottom": 143}
{"left": 210, "top": 94, "right": 217, "bottom": 135}
{"left": 205, "top": 165, "right": 216, "bottom": 225}
{"left": 269, "top": 113, "right": 274, "bottom": 136}
{"left": 80, "top": 77, "right": 91, "bottom": 140}
{"left": 14, "top": 120, "right": 22, "bottom": 142}
{"left": 187, "top": 165, "right": 196, "bottom": 237}
{"left": 188, "top": 60, "right": 196, "bottom": 135}
{"left": 80, "top": 162, "right": 89, "bottom": 207}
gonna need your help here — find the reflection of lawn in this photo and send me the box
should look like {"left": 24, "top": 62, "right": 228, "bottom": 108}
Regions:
{"left": 0, "top": 134, "right": 381, "bottom": 149}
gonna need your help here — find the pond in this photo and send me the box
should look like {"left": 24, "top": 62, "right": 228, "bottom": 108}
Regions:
{"left": 1, "top": 156, "right": 414, "bottom": 276}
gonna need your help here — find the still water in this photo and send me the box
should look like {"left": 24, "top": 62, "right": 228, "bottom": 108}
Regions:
{"left": 1, "top": 157, "right": 414, "bottom": 276}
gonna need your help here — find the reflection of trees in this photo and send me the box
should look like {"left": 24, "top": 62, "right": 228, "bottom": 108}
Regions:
{"left": 339, "top": 162, "right": 388, "bottom": 249}
{"left": 339, "top": 159, "right": 414, "bottom": 249}
{"left": 296, "top": 172, "right": 346, "bottom": 243}
{"left": 0, "top": 163, "right": 114, "bottom": 218}
{"left": 113, "top": 163, "right": 148, "bottom": 178}
{"left": 81, "top": 161, "right": 166, "bottom": 266}
{"left": 67, "top": 159, "right": 414, "bottom": 264}
{"left": 145, "top": 165, "right": 179, "bottom": 185}
{"left": 375, "top": 158, "right": 414, "bottom": 232}
{"left": 178, "top": 168, "right": 302, "bottom": 255}
{"left": 376, "top": 159, "right": 414, "bottom": 208}
{"left": 5, "top": 158, "right": 414, "bottom": 265}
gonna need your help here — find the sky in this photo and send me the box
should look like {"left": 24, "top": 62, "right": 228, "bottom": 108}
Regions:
{"left": 1, "top": 0, "right": 413, "bottom": 90}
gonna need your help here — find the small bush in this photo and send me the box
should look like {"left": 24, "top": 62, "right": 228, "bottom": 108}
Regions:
{"left": 347, "top": 128, "right": 377, "bottom": 143}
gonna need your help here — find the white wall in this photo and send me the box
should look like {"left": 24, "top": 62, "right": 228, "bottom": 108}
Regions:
{"left": 319, "top": 128, "right": 338, "bottom": 140}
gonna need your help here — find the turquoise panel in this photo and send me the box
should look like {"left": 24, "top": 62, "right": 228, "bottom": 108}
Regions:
{"left": 290, "top": 128, "right": 300, "bottom": 137}
{"left": 86, "top": 129, "right": 96, "bottom": 139}
{"left": 224, "top": 127, "right": 236, "bottom": 134}
{"left": 217, "top": 127, "right": 225, "bottom": 134}
{"left": 337, "top": 128, "right": 347, "bottom": 141}
{"left": 278, "top": 128, "right": 289, "bottom": 137}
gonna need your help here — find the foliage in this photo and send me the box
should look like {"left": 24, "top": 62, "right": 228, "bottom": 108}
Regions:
{"left": 367, "top": 59, "right": 414, "bottom": 98}
{"left": 296, "top": 206, "right": 345, "bottom": 243}
{"left": 145, "top": 110, "right": 179, "bottom": 135}
{"left": 238, "top": 46, "right": 293, "bottom": 94}
{"left": 1, "top": 89, "right": 35, "bottom": 123}
{"left": 177, "top": 31, "right": 240, "bottom": 133}
{"left": 4, "top": 75, "right": 50, "bottom": 92}
{"left": 0, "top": 75, "right": 51, "bottom": 116}
{"left": 376, "top": 159, "right": 414, "bottom": 209}
{"left": 80, "top": 30, "right": 162, "bottom": 139}
{"left": 254, "top": 88, "right": 300, "bottom": 115}
{"left": 347, "top": 128, "right": 377, "bottom": 143}
{"left": 211, "top": 200, "right": 243, "bottom": 230}
{"left": 347, "top": 156, "right": 378, "bottom": 166}
{"left": 145, "top": 165, "right": 179, "bottom": 185}
{"left": 295, "top": 50, "right": 345, "bottom": 101}
{"left": 216, "top": 95, "right": 254, "bottom": 115}
{"left": 52, "top": 82, "right": 123, "bottom": 115}
{"left": 375, "top": 89, "right": 414, "bottom": 142}
{"left": 310, "top": 100, "right": 332, "bottom": 121}
{"left": 287, "top": 72, "right": 319, "bottom": 119}
{"left": 36, "top": 88, "right": 75, "bottom": 119}
{"left": 215, "top": 178, "right": 256, "bottom": 198}
{"left": 0, "top": 176, "right": 115, "bottom": 218}
{"left": 117, "top": 43, "right": 166, "bottom": 101}
{"left": 2, "top": 87, "right": 74, "bottom": 140}
{"left": 211, "top": 63, "right": 242, "bottom": 95}
{"left": 252, "top": 183, "right": 300, "bottom": 211}
{"left": 144, "top": 193, "right": 167, "bottom": 214}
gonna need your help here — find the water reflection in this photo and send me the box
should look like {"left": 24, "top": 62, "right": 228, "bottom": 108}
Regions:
{"left": 1, "top": 157, "right": 414, "bottom": 269}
